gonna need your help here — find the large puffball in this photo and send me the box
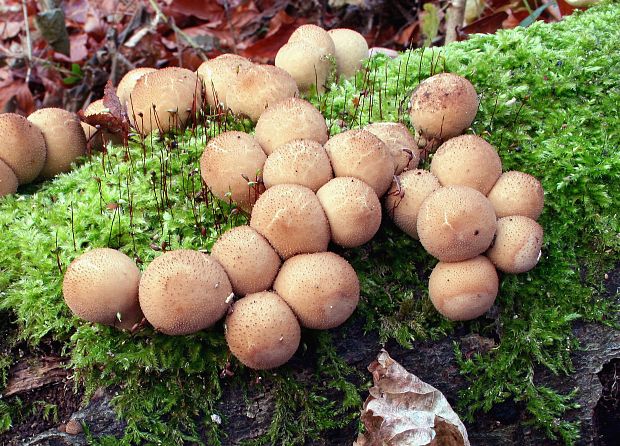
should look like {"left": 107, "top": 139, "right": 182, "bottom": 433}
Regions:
{"left": 197, "top": 54, "right": 253, "bottom": 108}
{"left": 487, "top": 171, "right": 544, "bottom": 220}
{"left": 328, "top": 28, "right": 368, "bottom": 79}
{"left": 275, "top": 41, "right": 331, "bottom": 93}
{"left": 364, "top": 122, "right": 420, "bottom": 175}
{"left": 288, "top": 24, "right": 335, "bottom": 56}
{"left": 0, "top": 113, "right": 47, "bottom": 184}
{"left": 487, "top": 216, "right": 544, "bottom": 273}
{"left": 0, "top": 159, "right": 18, "bottom": 196}
{"left": 116, "top": 67, "right": 157, "bottom": 110}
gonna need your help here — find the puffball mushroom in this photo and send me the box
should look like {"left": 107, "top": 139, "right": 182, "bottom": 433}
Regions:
{"left": 199, "top": 131, "right": 267, "bottom": 211}
{"left": 211, "top": 225, "right": 281, "bottom": 297}
{"left": 250, "top": 184, "right": 330, "bottom": 259}
{"left": 324, "top": 129, "right": 394, "bottom": 197}
{"left": 83, "top": 99, "right": 122, "bottom": 147}
{"left": 288, "top": 24, "right": 336, "bottom": 57}
{"left": 27, "top": 108, "right": 87, "bottom": 179}
{"left": 227, "top": 64, "right": 299, "bottom": 122}
{"left": 409, "top": 72, "right": 479, "bottom": 141}
{"left": 255, "top": 97, "right": 329, "bottom": 155}
{"left": 128, "top": 67, "right": 202, "bottom": 136}
{"left": 364, "top": 122, "right": 421, "bottom": 175}
{"left": 316, "top": 177, "right": 381, "bottom": 248}
{"left": 417, "top": 185, "right": 497, "bottom": 262}
{"left": 262, "top": 139, "right": 333, "bottom": 192}
{"left": 429, "top": 255, "right": 499, "bottom": 321}
{"left": 487, "top": 216, "right": 544, "bottom": 273}
{"left": 138, "top": 250, "right": 232, "bottom": 335}
{"left": 273, "top": 252, "right": 360, "bottom": 329}
{"left": 328, "top": 28, "right": 368, "bottom": 79}
{"left": 197, "top": 54, "right": 253, "bottom": 108}
{"left": 225, "top": 291, "right": 300, "bottom": 370}
{"left": 430, "top": 134, "right": 502, "bottom": 195}
{"left": 384, "top": 169, "right": 441, "bottom": 239}
{"left": 0, "top": 113, "right": 46, "bottom": 184}
{"left": 0, "top": 159, "right": 18, "bottom": 197}
{"left": 116, "top": 67, "right": 157, "bottom": 110}
{"left": 62, "top": 248, "right": 143, "bottom": 330}
{"left": 275, "top": 40, "right": 332, "bottom": 93}
{"left": 487, "top": 171, "right": 544, "bottom": 220}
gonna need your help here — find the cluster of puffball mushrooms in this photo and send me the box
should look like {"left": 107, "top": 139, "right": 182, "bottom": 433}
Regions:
{"left": 6, "top": 24, "right": 545, "bottom": 371}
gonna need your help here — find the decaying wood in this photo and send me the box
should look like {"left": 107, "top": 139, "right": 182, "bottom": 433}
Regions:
{"left": 3, "top": 355, "right": 68, "bottom": 397}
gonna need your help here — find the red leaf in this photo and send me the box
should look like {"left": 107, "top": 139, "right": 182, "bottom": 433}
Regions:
{"left": 461, "top": 11, "right": 508, "bottom": 35}
{"left": 0, "top": 72, "right": 35, "bottom": 115}
{"left": 164, "top": 0, "right": 225, "bottom": 21}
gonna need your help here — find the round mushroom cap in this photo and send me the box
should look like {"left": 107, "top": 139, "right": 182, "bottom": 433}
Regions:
{"left": 0, "top": 158, "right": 18, "bottom": 197}
{"left": 487, "top": 171, "right": 544, "bottom": 220}
{"left": 227, "top": 64, "right": 299, "bottom": 122}
{"left": 199, "top": 131, "right": 267, "bottom": 211}
{"left": 250, "top": 184, "right": 330, "bottom": 259}
{"left": 62, "top": 248, "right": 143, "bottom": 330}
{"left": 384, "top": 169, "right": 441, "bottom": 239}
{"left": 288, "top": 24, "right": 335, "bottom": 56}
{"left": 0, "top": 113, "right": 46, "bottom": 184}
{"left": 429, "top": 256, "right": 499, "bottom": 321}
{"left": 211, "top": 225, "right": 281, "bottom": 297}
{"left": 364, "top": 122, "right": 420, "bottom": 175}
{"left": 80, "top": 122, "right": 103, "bottom": 152}
{"left": 275, "top": 41, "right": 332, "bottom": 93}
{"left": 430, "top": 134, "right": 502, "bottom": 195}
{"left": 324, "top": 129, "right": 394, "bottom": 197}
{"left": 487, "top": 216, "right": 543, "bottom": 273}
{"left": 328, "top": 28, "right": 368, "bottom": 78}
{"left": 27, "top": 108, "right": 87, "bottom": 179}
{"left": 84, "top": 99, "right": 123, "bottom": 146}
{"left": 417, "top": 185, "right": 497, "bottom": 262}
{"left": 273, "top": 252, "right": 360, "bottom": 329}
{"left": 409, "top": 72, "right": 479, "bottom": 140}
{"left": 197, "top": 55, "right": 253, "bottom": 108}
{"left": 255, "top": 98, "right": 328, "bottom": 155}
{"left": 316, "top": 177, "right": 381, "bottom": 248}
{"left": 128, "top": 67, "right": 202, "bottom": 136}
{"left": 225, "top": 291, "right": 300, "bottom": 370}
{"left": 138, "top": 250, "right": 232, "bottom": 335}
{"left": 116, "top": 67, "right": 157, "bottom": 110}
{"left": 262, "top": 139, "right": 333, "bottom": 192}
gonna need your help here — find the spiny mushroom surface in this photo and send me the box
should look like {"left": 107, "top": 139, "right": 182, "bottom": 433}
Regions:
{"left": 0, "top": 159, "right": 18, "bottom": 196}
{"left": 116, "top": 67, "right": 157, "bottom": 110}
{"left": 262, "top": 139, "right": 333, "bottom": 192}
{"left": 275, "top": 41, "right": 332, "bottom": 93}
{"left": 211, "top": 225, "right": 281, "bottom": 297}
{"left": 138, "top": 250, "right": 232, "bottom": 335}
{"left": 273, "top": 252, "right": 359, "bottom": 329}
{"left": 487, "top": 216, "right": 544, "bottom": 273}
{"left": 417, "top": 185, "right": 497, "bottom": 262}
{"left": 328, "top": 28, "right": 368, "bottom": 79}
{"left": 62, "top": 248, "right": 143, "bottom": 330}
{"left": 255, "top": 98, "right": 329, "bottom": 155}
{"left": 430, "top": 134, "right": 502, "bottom": 195}
{"left": 316, "top": 177, "right": 381, "bottom": 248}
{"left": 0, "top": 113, "right": 47, "bottom": 184}
{"left": 364, "top": 122, "right": 421, "bottom": 175}
{"left": 225, "top": 291, "right": 300, "bottom": 370}
{"left": 487, "top": 171, "right": 544, "bottom": 220}
{"left": 250, "top": 184, "right": 330, "bottom": 259}
{"left": 288, "top": 24, "right": 335, "bottom": 56}
{"left": 28, "top": 108, "right": 87, "bottom": 179}
{"left": 197, "top": 54, "right": 253, "bottom": 108}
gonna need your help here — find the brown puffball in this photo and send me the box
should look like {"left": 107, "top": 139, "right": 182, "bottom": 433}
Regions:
{"left": 250, "top": 184, "right": 330, "bottom": 259}
{"left": 487, "top": 216, "right": 543, "bottom": 273}
{"left": 128, "top": 67, "right": 202, "bottom": 135}
{"left": 62, "top": 248, "right": 143, "bottom": 330}
{"left": 225, "top": 291, "right": 300, "bottom": 370}
{"left": 288, "top": 24, "right": 335, "bottom": 56}
{"left": 211, "top": 226, "right": 281, "bottom": 297}
{"left": 328, "top": 28, "right": 368, "bottom": 79}
{"left": 197, "top": 54, "right": 253, "bottom": 108}
{"left": 364, "top": 122, "right": 421, "bottom": 175}
{"left": 316, "top": 177, "right": 381, "bottom": 248}
{"left": 324, "top": 129, "right": 394, "bottom": 197}
{"left": 0, "top": 113, "right": 46, "bottom": 184}
{"left": 262, "top": 139, "right": 333, "bottom": 192}
{"left": 487, "top": 171, "right": 544, "bottom": 220}
{"left": 275, "top": 41, "right": 332, "bottom": 93}
{"left": 138, "top": 250, "right": 232, "bottom": 335}
{"left": 83, "top": 99, "right": 123, "bottom": 147}
{"left": 255, "top": 98, "right": 329, "bottom": 155}
{"left": 199, "top": 131, "right": 266, "bottom": 211}
{"left": 417, "top": 185, "right": 497, "bottom": 262}
{"left": 274, "top": 252, "right": 359, "bottom": 329}
{"left": 409, "top": 72, "right": 479, "bottom": 140}
{"left": 27, "top": 108, "right": 87, "bottom": 179}
{"left": 0, "top": 158, "right": 18, "bottom": 197}
{"left": 429, "top": 256, "right": 499, "bottom": 321}
{"left": 384, "top": 169, "right": 441, "bottom": 239}
{"left": 430, "top": 134, "right": 502, "bottom": 195}
{"left": 116, "top": 67, "right": 157, "bottom": 110}
{"left": 227, "top": 64, "right": 299, "bottom": 122}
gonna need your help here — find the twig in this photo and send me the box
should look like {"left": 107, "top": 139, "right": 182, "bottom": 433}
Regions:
{"left": 445, "top": 0, "right": 466, "bottom": 44}
{"left": 21, "top": 0, "right": 33, "bottom": 83}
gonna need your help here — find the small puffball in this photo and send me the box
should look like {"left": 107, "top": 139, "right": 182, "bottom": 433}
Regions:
{"left": 429, "top": 256, "right": 499, "bottom": 321}
{"left": 384, "top": 169, "right": 441, "bottom": 239}
{"left": 288, "top": 24, "right": 335, "bottom": 56}
{"left": 487, "top": 216, "right": 544, "bottom": 273}
{"left": 263, "top": 139, "right": 333, "bottom": 192}
{"left": 275, "top": 41, "right": 332, "bottom": 93}
{"left": 0, "top": 113, "right": 47, "bottom": 184}
{"left": 83, "top": 99, "right": 121, "bottom": 147}
{"left": 116, "top": 67, "right": 157, "bottom": 110}
{"left": 225, "top": 291, "right": 300, "bottom": 370}
{"left": 197, "top": 54, "right": 253, "bottom": 108}
{"left": 487, "top": 171, "right": 544, "bottom": 220}
{"left": 316, "top": 177, "right": 381, "bottom": 248}
{"left": 328, "top": 28, "right": 368, "bottom": 79}
{"left": 364, "top": 122, "right": 421, "bottom": 175}
{"left": 0, "top": 158, "right": 19, "bottom": 197}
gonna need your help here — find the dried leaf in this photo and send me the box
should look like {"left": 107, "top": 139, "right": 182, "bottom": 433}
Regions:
{"left": 36, "top": 7, "right": 71, "bottom": 56}
{"left": 79, "top": 80, "right": 129, "bottom": 145}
